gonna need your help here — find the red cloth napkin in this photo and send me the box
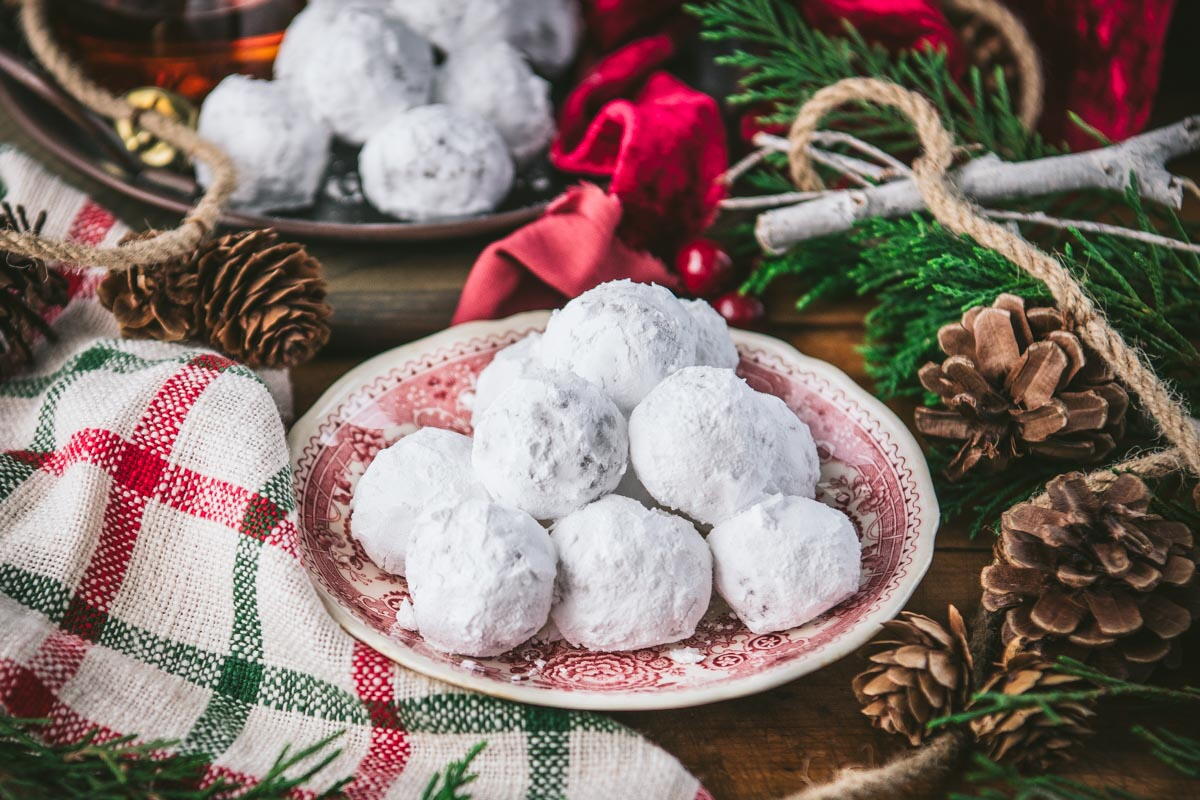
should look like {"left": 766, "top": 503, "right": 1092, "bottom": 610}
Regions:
{"left": 451, "top": 183, "right": 678, "bottom": 325}
{"left": 452, "top": 31, "right": 722, "bottom": 325}
{"left": 452, "top": 0, "right": 1176, "bottom": 325}
{"left": 552, "top": 33, "right": 727, "bottom": 258}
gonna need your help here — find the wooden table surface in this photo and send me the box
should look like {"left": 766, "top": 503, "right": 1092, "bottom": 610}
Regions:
{"left": 3, "top": 93, "right": 1197, "bottom": 800}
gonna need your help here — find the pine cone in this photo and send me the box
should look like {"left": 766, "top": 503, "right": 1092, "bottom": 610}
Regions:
{"left": 194, "top": 229, "right": 331, "bottom": 368}
{"left": 982, "top": 472, "right": 1198, "bottom": 678}
{"left": 914, "top": 294, "right": 1128, "bottom": 481}
{"left": 969, "top": 639, "right": 1095, "bottom": 770}
{"left": 0, "top": 204, "right": 67, "bottom": 377}
{"left": 851, "top": 606, "right": 973, "bottom": 746}
{"left": 97, "top": 231, "right": 200, "bottom": 341}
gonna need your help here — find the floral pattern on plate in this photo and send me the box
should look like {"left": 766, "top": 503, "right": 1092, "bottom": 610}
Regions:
{"left": 290, "top": 312, "right": 938, "bottom": 710}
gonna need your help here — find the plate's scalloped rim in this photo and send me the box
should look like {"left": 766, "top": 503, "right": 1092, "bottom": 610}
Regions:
{"left": 288, "top": 311, "right": 940, "bottom": 711}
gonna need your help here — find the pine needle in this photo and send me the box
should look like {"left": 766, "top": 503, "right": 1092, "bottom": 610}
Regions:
{"left": 420, "top": 741, "right": 486, "bottom": 800}
{"left": 0, "top": 715, "right": 351, "bottom": 799}
{"left": 686, "top": 0, "right": 1055, "bottom": 170}
{"left": 929, "top": 656, "right": 1200, "bottom": 731}
{"left": 951, "top": 753, "right": 1145, "bottom": 799}
{"left": 738, "top": 205, "right": 1200, "bottom": 535}
{"left": 950, "top": 727, "right": 1200, "bottom": 798}
{"left": 1131, "top": 727, "right": 1200, "bottom": 778}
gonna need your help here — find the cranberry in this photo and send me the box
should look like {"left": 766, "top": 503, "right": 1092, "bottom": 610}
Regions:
{"left": 676, "top": 238, "right": 735, "bottom": 297}
{"left": 713, "top": 291, "right": 766, "bottom": 329}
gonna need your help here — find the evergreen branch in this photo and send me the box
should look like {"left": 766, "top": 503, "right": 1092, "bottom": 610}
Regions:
{"left": 950, "top": 728, "right": 1200, "bottom": 798}
{"left": 0, "top": 715, "right": 350, "bottom": 800}
{"left": 922, "top": 443, "right": 1056, "bottom": 537}
{"left": 239, "top": 731, "right": 352, "bottom": 800}
{"left": 739, "top": 193, "right": 1200, "bottom": 534}
{"left": 702, "top": 0, "right": 1200, "bottom": 540}
{"left": 950, "top": 753, "right": 1144, "bottom": 799}
{"left": 1131, "top": 727, "right": 1200, "bottom": 778}
{"left": 420, "top": 741, "right": 486, "bottom": 800}
{"left": 928, "top": 657, "right": 1200, "bottom": 731}
{"left": 686, "top": 0, "right": 1051, "bottom": 161}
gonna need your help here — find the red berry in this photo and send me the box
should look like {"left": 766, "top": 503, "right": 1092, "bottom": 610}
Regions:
{"left": 676, "top": 238, "right": 735, "bottom": 297}
{"left": 713, "top": 291, "right": 765, "bottom": 329}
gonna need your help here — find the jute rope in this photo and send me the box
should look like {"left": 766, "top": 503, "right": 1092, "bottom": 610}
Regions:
{"left": 943, "top": 0, "right": 1043, "bottom": 129}
{"left": 786, "top": 77, "right": 1200, "bottom": 480}
{"left": 0, "top": 0, "right": 236, "bottom": 269}
{"left": 781, "top": 0, "right": 1043, "bottom": 195}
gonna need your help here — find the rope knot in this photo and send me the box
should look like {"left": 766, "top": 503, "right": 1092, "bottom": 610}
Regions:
{"left": 9, "top": 0, "right": 235, "bottom": 271}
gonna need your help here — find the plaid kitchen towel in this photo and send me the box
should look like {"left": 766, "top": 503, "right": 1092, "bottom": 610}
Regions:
{"left": 0, "top": 149, "right": 709, "bottom": 799}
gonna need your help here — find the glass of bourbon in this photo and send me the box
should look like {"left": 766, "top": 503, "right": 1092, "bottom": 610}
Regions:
{"left": 49, "top": 0, "right": 306, "bottom": 102}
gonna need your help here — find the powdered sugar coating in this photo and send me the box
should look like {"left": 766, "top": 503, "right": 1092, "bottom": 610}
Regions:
{"left": 629, "top": 366, "right": 812, "bottom": 525}
{"left": 708, "top": 495, "right": 861, "bottom": 634}
{"left": 503, "top": 0, "right": 581, "bottom": 76}
{"left": 196, "top": 75, "right": 330, "bottom": 212}
{"left": 759, "top": 394, "right": 821, "bottom": 499}
{"left": 472, "top": 371, "right": 628, "bottom": 519}
{"left": 551, "top": 495, "right": 712, "bottom": 651}
{"left": 359, "top": 105, "right": 514, "bottom": 220}
{"left": 406, "top": 498, "right": 556, "bottom": 656}
{"left": 274, "top": 1, "right": 358, "bottom": 82}
{"left": 471, "top": 333, "right": 543, "bottom": 417}
{"left": 350, "top": 428, "right": 488, "bottom": 575}
{"left": 387, "top": 0, "right": 493, "bottom": 52}
{"left": 540, "top": 280, "right": 699, "bottom": 413}
{"left": 434, "top": 41, "right": 554, "bottom": 165}
{"left": 683, "top": 299, "right": 739, "bottom": 369}
{"left": 291, "top": 4, "right": 433, "bottom": 144}
{"left": 390, "top": 0, "right": 580, "bottom": 75}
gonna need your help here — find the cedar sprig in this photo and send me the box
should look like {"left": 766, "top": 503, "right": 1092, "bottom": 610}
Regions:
{"left": 950, "top": 728, "right": 1200, "bottom": 798}
{"left": 746, "top": 185, "right": 1200, "bottom": 407}
{"left": 950, "top": 753, "right": 1144, "bottom": 799}
{"left": 0, "top": 715, "right": 351, "bottom": 799}
{"left": 1131, "top": 726, "right": 1200, "bottom": 778}
{"left": 739, "top": 189, "right": 1200, "bottom": 534}
{"left": 420, "top": 741, "right": 486, "bottom": 800}
{"left": 695, "top": 0, "right": 1200, "bottom": 534}
{"left": 929, "top": 657, "right": 1200, "bottom": 732}
{"left": 687, "top": 0, "right": 1053, "bottom": 197}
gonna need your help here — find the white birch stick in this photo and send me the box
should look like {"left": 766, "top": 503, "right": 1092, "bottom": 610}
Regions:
{"left": 755, "top": 116, "right": 1200, "bottom": 254}
{"left": 981, "top": 209, "right": 1200, "bottom": 255}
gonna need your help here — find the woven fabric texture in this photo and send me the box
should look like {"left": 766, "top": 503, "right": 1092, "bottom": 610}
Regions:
{"left": 0, "top": 149, "right": 707, "bottom": 800}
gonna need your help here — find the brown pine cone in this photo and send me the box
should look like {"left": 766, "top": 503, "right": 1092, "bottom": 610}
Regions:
{"left": 969, "top": 639, "right": 1095, "bottom": 770}
{"left": 982, "top": 472, "right": 1198, "bottom": 678}
{"left": 914, "top": 294, "right": 1128, "bottom": 481}
{"left": 0, "top": 204, "right": 67, "bottom": 376}
{"left": 851, "top": 606, "right": 973, "bottom": 746}
{"left": 194, "top": 229, "right": 331, "bottom": 368}
{"left": 97, "top": 231, "right": 200, "bottom": 342}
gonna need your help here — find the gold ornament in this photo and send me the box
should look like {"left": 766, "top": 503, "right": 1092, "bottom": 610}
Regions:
{"left": 114, "top": 87, "right": 199, "bottom": 168}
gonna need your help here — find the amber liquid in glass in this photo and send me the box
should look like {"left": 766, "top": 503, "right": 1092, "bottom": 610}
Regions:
{"left": 49, "top": 0, "right": 306, "bottom": 102}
